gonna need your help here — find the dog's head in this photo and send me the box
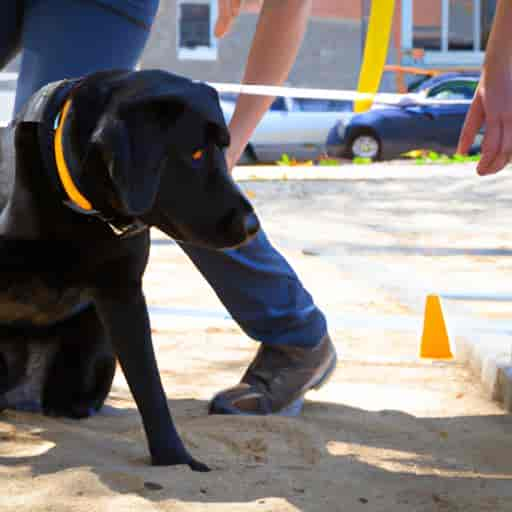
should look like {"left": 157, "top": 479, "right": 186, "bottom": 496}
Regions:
{"left": 55, "top": 70, "right": 259, "bottom": 248}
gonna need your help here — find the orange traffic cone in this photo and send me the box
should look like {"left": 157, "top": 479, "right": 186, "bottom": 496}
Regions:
{"left": 420, "top": 294, "right": 454, "bottom": 359}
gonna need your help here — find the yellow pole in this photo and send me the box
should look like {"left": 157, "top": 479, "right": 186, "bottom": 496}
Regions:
{"left": 355, "top": 0, "right": 396, "bottom": 113}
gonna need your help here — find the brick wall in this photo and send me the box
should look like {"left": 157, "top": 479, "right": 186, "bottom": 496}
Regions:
{"left": 242, "top": 0, "right": 361, "bottom": 19}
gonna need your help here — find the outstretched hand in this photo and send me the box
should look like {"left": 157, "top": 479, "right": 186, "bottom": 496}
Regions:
{"left": 215, "top": 0, "right": 242, "bottom": 38}
{"left": 457, "top": 67, "right": 512, "bottom": 176}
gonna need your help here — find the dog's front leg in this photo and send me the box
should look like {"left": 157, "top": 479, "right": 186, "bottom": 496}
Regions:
{"left": 93, "top": 285, "right": 209, "bottom": 471}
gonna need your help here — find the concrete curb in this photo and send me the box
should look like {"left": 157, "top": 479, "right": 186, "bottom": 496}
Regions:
{"left": 455, "top": 330, "right": 512, "bottom": 411}
{"left": 496, "top": 366, "right": 512, "bottom": 411}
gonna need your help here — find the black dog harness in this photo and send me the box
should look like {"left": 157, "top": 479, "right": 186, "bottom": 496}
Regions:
{"left": 17, "top": 78, "right": 147, "bottom": 238}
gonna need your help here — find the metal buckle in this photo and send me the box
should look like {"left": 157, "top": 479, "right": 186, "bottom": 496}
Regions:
{"left": 105, "top": 219, "right": 148, "bottom": 239}
{"left": 63, "top": 200, "right": 148, "bottom": 239}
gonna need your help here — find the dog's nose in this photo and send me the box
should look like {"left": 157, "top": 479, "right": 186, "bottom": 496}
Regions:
{"left": 243, "top": 212, "right": 260, "bottom": 238}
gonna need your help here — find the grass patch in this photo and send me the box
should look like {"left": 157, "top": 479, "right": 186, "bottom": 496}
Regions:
{"left": 317, "top": 157, "right": 342, "bottom": 166}
{"left": 352, "top": 156, "right": 373, "bottom": 165}
{"left": 402, "top": 150, "right": 481, "bottom": 165}
{"left": 275, "top": 153, "right": 314, "bottom": 166}
{"left": 274, "top": 151, "right": 480, "bottom": 168}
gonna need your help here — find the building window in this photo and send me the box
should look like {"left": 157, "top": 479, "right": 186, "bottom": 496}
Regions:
{"left": 412, "top": 0, "right": 442, "bottom": 50}
{"left": 448, "top": 0, "right": 475, "bottom": 50}
{"left": 411, "top": 0, "right": 477, "bottom": 51}
{"left": 177, "top": 0, "right": 218, "bottom": 60}
{"left": 480, "top": 0, "right": 497, "bottom": 49}
{"left": 410, "top": 0, "right": 496, "bottom": 53}
{"left": 402, "top": 0, "right": 497, "bottom": 67}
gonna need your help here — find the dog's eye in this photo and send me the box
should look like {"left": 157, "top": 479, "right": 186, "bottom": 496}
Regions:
{"left": 192, "top": 149, "right": 203, "bottom": 161}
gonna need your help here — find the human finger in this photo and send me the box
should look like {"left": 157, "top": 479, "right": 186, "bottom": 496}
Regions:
{"left": 457, "top": 93, "right": 484, "bottom": 155}
{"left": 476, "top": 120, "right": 502, "bottom": 175}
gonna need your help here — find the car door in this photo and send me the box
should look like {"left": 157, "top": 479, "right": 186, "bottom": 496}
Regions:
{"left": 248, "top": 97, "right": 291, "bottom": 162}
{"left": 371, "top": 102, "right": 441, "bottom": 158}
{"left": 418, "top": 80, "right": 477, "bottom": 153}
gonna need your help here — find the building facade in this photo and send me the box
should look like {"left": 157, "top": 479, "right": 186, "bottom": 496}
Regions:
{"left": 140, "top": 0, "right": 497, "bottom": 92}
{"left": 141, "top": 0, "right": 364, "bottom": 89}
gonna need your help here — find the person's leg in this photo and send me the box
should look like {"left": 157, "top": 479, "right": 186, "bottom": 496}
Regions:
{"left": 14, "top": 0, "right": 159, "bottom": 114}
{"left": 181, "top": 232, "right": 336, "bottom": 417}
{"left": 180, "top": 231, "right": 327, "bottom": 347}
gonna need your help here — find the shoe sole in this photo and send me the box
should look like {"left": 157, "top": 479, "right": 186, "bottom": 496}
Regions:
{"left": 274, "top": 352, "right": 338, "bottom": 417}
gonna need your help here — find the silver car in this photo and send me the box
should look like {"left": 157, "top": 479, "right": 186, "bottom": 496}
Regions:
{"left": 220, "top": 94, "right": 353, "bottom": 164}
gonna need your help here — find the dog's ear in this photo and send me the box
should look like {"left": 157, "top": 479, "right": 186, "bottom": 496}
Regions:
{"left": 84, "top": 115, "right": 163, "bottom": 217}
{"left": 118, "top": 71, "right": 231, "bottom": 148}
{"left": 69, "top": 70, "right": 134, "bottom": 152}
{"left": 187, "top": 82, "right": 231, "bottom": 148}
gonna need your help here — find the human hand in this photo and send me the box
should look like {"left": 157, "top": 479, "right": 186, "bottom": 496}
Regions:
{"left": 215, "top": 0, "right": 242, "bottom": 38}
{"left": 457, "top": 64, "right": 512, "bottom": 176}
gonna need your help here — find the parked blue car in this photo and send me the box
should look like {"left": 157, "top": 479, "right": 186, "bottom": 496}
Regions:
{"left": 326, "top": 73, "right": 481, "bottom": 160}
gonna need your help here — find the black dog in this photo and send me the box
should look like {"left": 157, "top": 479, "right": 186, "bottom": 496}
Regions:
{"left": 0, "top": 69, "right": 260, "bottom": 471}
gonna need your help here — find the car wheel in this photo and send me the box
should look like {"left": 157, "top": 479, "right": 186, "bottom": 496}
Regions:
{"left": 349, "top": 132, "right": 381, "bottom": 160}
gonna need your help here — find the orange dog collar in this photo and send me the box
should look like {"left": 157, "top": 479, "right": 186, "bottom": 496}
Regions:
{"left": 54, "top": 99, "right": 93, "bottom": 212}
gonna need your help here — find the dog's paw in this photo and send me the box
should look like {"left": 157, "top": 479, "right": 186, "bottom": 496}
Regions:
{"left": 151, "top": 454, "right": 210, "bottom": 472}
{"left": 187, "top": 458, "right": 211, "bottom": 472}
{"left": 189, "top": 460, "right": 210, "bottom": 472}
{"left": 43, "top": 402, "right": 99, "bottom": 419}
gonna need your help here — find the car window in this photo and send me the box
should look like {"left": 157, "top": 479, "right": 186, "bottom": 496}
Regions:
{"left": 427, "top": 80, "right": 477, "bottom": 100}
{"left": 219, "top": 92, "right": 238, "bottom": 103}
{"left": 293, "top": 98, "right": 328, "bottom": 111}
{"left": 0, "top": 79, "right": 17, "bottom": 92}
{"left": 293, "top": 98, "right": 352, "bottom": 112}
{"left": 270, "top": 96, "right": 287, "bottom": 111}
{"left": 407, "top": 75, "right": 433, "bottom": 92}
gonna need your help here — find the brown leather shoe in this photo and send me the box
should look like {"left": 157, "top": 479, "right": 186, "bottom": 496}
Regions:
{"left": 209, "top": 334, "right": 337, "bottom": 416}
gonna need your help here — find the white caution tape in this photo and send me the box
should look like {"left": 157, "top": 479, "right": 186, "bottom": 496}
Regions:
{"left": 0, "top": 72, "right": 471, "bottom": 107}
{"left": 208, "top": 81, "right": 473, "bottom": 107}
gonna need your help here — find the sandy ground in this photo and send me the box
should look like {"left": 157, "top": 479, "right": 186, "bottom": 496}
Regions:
{"left": 2, "top": 165, "right": 512, "bottom": 511}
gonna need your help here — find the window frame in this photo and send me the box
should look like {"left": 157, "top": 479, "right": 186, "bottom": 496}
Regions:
{"left": 177, "top": 0, "right": 218, "bottom": 61}
{"left": 401, "top": 0, "right": 488, "bottom": 68}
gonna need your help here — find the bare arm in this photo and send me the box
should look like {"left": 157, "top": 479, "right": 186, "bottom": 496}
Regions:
{"left": 216, "top": 0, "right": 312, "bottom": 170}
{"left": 457, "top": 0, "right": 512, "bottom": 175}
